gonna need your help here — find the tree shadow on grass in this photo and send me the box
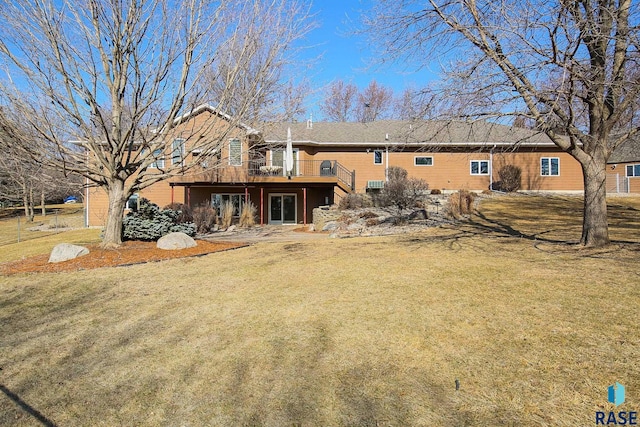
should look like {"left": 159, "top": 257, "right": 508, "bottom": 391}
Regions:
{"left": 0, "top": 384, "right": 58, "bottom": 426}
{"left": 403, "top": 204, "right": 640, "bottom": 252}
{"left": 219, "top": 320, "right": 474, "bottom": 426}
{"left": 401, "top": 211, "right": 573, "bottom": 251}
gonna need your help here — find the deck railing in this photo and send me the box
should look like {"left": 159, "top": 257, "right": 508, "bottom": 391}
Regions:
{"left": 248, "top": 159, "right": 355, "bottom": 190}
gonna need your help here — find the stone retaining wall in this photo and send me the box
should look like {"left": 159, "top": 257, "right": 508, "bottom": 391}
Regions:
{"left": 312, "top": 207, "right": 342, "bottom": 231}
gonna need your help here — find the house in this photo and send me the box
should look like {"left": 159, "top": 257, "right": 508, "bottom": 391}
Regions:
{"left": 86, "top": 106, "right": 595, "bottom": 227}
{"left": 606, "top": 137, "right": 640, "bottom": 194}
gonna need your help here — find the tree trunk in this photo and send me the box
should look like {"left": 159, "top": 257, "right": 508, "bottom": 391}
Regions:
{"left": 28, "top": 186, "right": 34, "bottom": 221}
{"left": 580, "top": 159, "right": 610, "bottom": 247}
{"left": 21, "top": 182, "right": 34, "bottom": 222}
{"left": 102, "top": 179, "right": 128, "bottom": 248}
{"left": 41, "top": 189, "right": 46, "bottom": 217}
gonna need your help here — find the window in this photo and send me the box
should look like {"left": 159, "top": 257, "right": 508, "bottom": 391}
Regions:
{"left": 414, "top": 156, "right": 433, "bottom": 166}
{"left": 125, "top": 193, "right": 139, "bottom": 212}
{"left": 151, "top": 149, "right": 164, "bottom": 169}
{"left": 626, "top": 164, "right": 640, "bottom": 177}
{"left": 470, "top": 160, "right": 490, "bottom": 175}
{"left": 171, "top": 138, "right": 185, "bottom": 165}
{"left": 211, "top": 194, "right": 246, "bottom": 216}
{"left": 373, "top": 150, "right": 383, "bottom": 165}
{"left": 541, "top": 157, "right": 560, "bottom": 176}
{"left": 229, "top": 139, "right": 242, "bottom": 166}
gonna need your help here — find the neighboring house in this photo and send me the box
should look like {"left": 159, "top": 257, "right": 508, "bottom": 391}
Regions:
{"left": 607, "top": 137, "right": 640, "bottom": 194}
{"left": 87, "top": 106, "right": 607, "bottom": 227}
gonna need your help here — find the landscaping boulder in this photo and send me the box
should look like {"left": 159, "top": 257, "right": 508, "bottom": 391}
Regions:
{"left": 322, "top": 221, "right": 339, "bottom": 232}
{"left": 156, "top": 232, "right": 197, "bottom": 250}
{"left": 48, "top": 243, "right": 90, "bottom": 263}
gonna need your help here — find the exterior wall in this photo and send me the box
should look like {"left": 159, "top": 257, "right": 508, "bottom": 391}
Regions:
{"left": 87, "top": 187, "right": 110, "bottom": 227}
{"left": 87, "top": 182, "right": 185, "bottom": 227}
{"left": 181, "top": 185, "right": 329, "bottom": 225}
{"left": 491, "top": 151, "right": 583, "bottom": 191}
{"left": 87, "top": 110, "right": 591, "bottom": 227}
{"left": 607, "top": 161, "right": 640, "bottom": 193}
{"left": 303, "top": 146, "right": 584, "bottom": 193}
{"left": 86, "top": 109, "right": 251, "bottom": 227}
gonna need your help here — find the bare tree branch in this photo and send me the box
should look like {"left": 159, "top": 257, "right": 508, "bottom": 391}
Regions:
{"left": 365, "top": 0, "right": 640, "bottom": 246}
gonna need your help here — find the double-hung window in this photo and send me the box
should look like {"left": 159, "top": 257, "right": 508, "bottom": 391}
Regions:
{"left": 470, "top": 160, "right": 490, "bottom": 175}
{"left": 626, "top": 164, "right": 640, "bottom": 177}
{"left": 171, "top": 138, "right": 185, "bottom": 165}
{"left": 229, "top": 139, "right": 242, "bottom": 166}
{"left": 151, "top": 149, "right": 164, "bottom": 169}
{"left": 541, "top": 157, "right": 560, "bottom": 176}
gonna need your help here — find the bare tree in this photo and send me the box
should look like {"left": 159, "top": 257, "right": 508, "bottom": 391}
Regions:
{"left": 320, "top": 80, "right": 359, "bottom": 121}
{"left": 355, "top": 80, "right": 394, "bottom": 122}
{"left": 0, "top": 0, "right": 313, "bottom": 247}
{"left": 394, "top": 87, "right": 436, "bottom": 120}
{"left": 195, "top": 1, "right": 316, "bottom": 125}
{"left": 365, "top": 0, "right": 640, "bottom": 247}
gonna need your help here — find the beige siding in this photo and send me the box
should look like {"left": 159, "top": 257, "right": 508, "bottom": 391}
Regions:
{"left": 304, "top": 147, "right": 583, "bottom": 192}
{"left": 607, "top": 162, "right": 640, "bottom": 193}
{"left": 87, "top": 182, "right": 185, "bottom": 227}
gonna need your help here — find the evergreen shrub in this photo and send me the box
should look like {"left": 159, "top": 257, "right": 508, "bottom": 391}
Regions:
{"left": 123, "top": 198, "right": 196, "bottom": 241}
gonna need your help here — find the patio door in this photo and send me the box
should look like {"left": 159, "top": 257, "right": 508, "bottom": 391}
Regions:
{"left": 269, "top": 194, "right": 296, "bottom": 224}
{"left": 271, "top": 149, "right": 299, "bottom": 176}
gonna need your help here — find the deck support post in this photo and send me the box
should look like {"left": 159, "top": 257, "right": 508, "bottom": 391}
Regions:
{"left": 260, "top": 187, "right": 264, "bottom": 226}
{"left": 303, "top": 187, "right": 307, "bottom": 226}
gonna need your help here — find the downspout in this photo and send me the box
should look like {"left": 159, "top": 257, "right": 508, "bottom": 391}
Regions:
{"left": 385, "top": 146, "right": 389, "bottom": 182}
{"left": 490, "top": 144, "right": 497, "bottom": 190}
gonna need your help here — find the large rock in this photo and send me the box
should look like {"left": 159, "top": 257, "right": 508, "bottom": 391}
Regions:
{"left": 157, "top": 232, "right": 197, "bottom": 250}
{"left": 48, "top": 243, "right": 90, "bottom": 263}
{"left": 322, "top": 221, "right": 339, "bottom": 232}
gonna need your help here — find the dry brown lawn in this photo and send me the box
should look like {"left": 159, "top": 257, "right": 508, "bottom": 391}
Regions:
{"left": 1, "top": 194, "right": 639, "bottom": 426}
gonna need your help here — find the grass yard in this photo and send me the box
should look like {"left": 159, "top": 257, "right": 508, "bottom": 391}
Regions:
{"left": 1, "top": 194, "right": 639, "bottom": 426}
{"left": 0, "top": 205, "right": 99, "bottom": 253}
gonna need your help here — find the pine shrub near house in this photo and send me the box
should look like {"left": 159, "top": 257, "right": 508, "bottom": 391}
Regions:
{"left": 122, "top": 198, "right": 196, "bottom": 241}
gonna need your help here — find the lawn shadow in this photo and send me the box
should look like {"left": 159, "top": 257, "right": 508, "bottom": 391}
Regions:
{"left": 219, "top": 319, "right": 473, "bottom": 426}
{"left": 0, "top": 384, "right": 58, "bottom": 426}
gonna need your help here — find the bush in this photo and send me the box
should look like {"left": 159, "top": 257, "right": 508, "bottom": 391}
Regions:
{"left": 163, "top": 203, "right": 193, "bottom": 223}
{"left": 123, "top": 198, "right": 196, "bottom": 241}
{"left": 430, "top": 189, "right": 442, "bottom": 195}
{"left": 339, "top": 193, "right": 373, "bottom": 210}
{"left": 496, "top": 165, "right": 522, "bottom": 192}
{"left": 447, "top": 190, "right": 476, "bottom": 219}
{"left": 239, "top": 202, "right": 257, "bottom": 228}
{"left": 377, "top": 166, "right": 429, "bottom": 214}
{"left": 220, "top": 201, "right": 235, "bottom": 229}
{"left": 192, "top": 203, "right": 217, "bottom": 234}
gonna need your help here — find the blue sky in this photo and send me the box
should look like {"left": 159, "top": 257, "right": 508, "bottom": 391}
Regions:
{"left": 303, "top": 0, "right": 440, "bottom": 117}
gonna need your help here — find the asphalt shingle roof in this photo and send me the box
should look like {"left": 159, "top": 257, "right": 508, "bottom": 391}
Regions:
{"left": 262, "top": 120, "right": 556, "bottom": 147}
{"left": 609, "top": 138, "right": 640, "bottom": 163}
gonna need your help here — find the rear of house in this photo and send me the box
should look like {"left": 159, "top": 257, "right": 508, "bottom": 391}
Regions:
{"left": 606, "top": 138, "right": 640, "bottom": 194}
{"left": 88, "top": 110, "right": 626, "bottom": 228}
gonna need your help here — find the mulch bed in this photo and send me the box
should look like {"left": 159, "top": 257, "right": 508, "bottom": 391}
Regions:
{"left": 0, "top": 240, "right": 247, "bottom": 275}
